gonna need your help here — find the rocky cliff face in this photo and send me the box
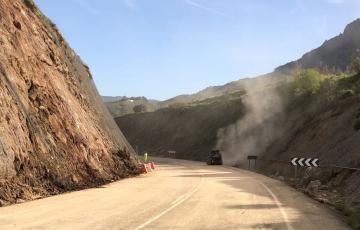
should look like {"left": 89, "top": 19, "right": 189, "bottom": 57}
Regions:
{"left": 0, "top": 0, "right": 139, "bottom": 205}
{"left": 276, "top": 19, "right": 360, "bottom": 73}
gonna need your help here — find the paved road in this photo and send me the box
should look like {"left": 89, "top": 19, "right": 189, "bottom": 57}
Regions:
{"left": 0, "top": 158, "right": 349, "bottom": 230}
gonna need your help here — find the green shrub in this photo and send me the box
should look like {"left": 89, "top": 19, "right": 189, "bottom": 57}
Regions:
{"left": 339, "top": 89, "right": 355, "bottom": 99}
{"left": 335, "top": 201, "right": 351, "bottom": 216}
{"left": 23, "top": 0, "right": 37, "bottom": 11}
{"left": 133, "top": 104, "right": 147, "bottom": 113}
{"left": 335, "top": 202, "right": 360, "bottom": 229}
{"left": 168, "top": 102, "right": 187, "bottom": 109}
{"left": 293, "top": 69, "right": 324, "bottom": 97}
{"left": 319, "top": 77, "right": 338, "bottom": 102}
{"left": 348, "top": 208, "right": 360, "bottom": 230}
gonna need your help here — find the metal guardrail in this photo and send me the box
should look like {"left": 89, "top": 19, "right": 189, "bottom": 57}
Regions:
{"left": 258, "top": 158, "right": 360, "bottom": 171}
{"left": 327, "top": 165, "right": 360, "bottom": 171}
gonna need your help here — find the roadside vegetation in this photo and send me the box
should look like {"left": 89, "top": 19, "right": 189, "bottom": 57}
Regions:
{"left": 277, "top": 62, "right": 360, "bottom": 229}
{"left": 278, "top": 60, "right": 360, "bottom": 133}
{"left": 335, "top": 201, "right": 360, "bottom": 230}
{"left": 279, "top": 69, "right": 359, "bottom": 104}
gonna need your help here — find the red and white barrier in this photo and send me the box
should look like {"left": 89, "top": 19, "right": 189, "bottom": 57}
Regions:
{"left": 140, "top": 164, "right": 148, "bottom": 174}
{"left": 140, "top": 162, "right": 156, "bottom": 174}
{"left": 150, "top": 162, "right": 156, "bottom": 170}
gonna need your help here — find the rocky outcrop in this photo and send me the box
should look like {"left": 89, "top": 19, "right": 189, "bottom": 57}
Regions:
{"left": 276, "top": 19, "right": 360, "bottom": 73}
{"left": 0, "top": 0, "right": 139, "bottom": 205}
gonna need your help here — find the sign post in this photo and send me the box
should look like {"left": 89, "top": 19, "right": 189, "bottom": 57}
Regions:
{"left": 291, "top": 157, "right": 319, "bottom": 179}
{"left": 291, "top": 157, "right": 319, "bottom": 167}
{"left": 168, "top": 151, "right": 176, "bottom": 158}
{"left": 247, "top": 155, "right": 258, "bottom": 169}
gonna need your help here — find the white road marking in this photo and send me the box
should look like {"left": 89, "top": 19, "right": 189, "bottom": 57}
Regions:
{"left": 171, "top": 195, "right": 185, "bottom": 205}
{"left": 223, "top": 165, "right": 297, "bottom": 229}
{"left": 260, "top": 182, "right": 295, "bottom": 230}
{"left": 134, "top": 177, "right": 203, "bottom": 230}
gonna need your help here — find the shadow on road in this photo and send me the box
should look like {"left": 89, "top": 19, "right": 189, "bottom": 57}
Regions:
{"left": 156, "top": 158, "right": 349, "bottom": 230}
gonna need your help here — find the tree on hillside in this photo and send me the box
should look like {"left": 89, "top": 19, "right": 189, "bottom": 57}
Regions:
{"left": 293, "top": 69, "right": 324, "bottom": 97}
{"left": 133, "top": 104, "right": 147, "bottom": 113}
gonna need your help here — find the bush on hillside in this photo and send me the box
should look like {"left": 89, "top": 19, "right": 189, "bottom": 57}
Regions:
{"left": 23, "top": 0, "right": 37, "bottom": 11}
{"left": 168, "top": 102, "right": 187, "bottom": 109}
{"left": 293, "top": 69, "right": 324, "bottom": 97}
{"left": 339, "top": 89, "right": 355, "bottom": 99}
{"left": 319, "top": 77, "right": 338, "bottom": 102}
{"left": 133, "top": 104, "right": 147, "bottom": 113}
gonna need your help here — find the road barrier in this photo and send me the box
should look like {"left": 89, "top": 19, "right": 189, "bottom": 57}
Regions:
{"left": 140, "top": 164, "right": 147, "bottom": 174}
{"left": 140, "top": 162, "right": 156, "bottom": 174}
{"left": 150, "top": 162, "right": 156, "bottom": 170}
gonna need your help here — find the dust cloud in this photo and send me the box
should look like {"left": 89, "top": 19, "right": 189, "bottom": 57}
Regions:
{"left": 216, "top": 79, "right": 285, "bottom": 166}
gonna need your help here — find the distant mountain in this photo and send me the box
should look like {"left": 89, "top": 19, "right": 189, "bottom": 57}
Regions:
{"left": 102, "top": 96, "right": 125, "bottom": 103}
{"left": 105, "top": 96, "right": 160, "bottom": 117}
{"left": 160, "top": 73, "right": 287, "bottom": 107}
{"left": 276, "top": 18, "right": 360, "bottom": 73}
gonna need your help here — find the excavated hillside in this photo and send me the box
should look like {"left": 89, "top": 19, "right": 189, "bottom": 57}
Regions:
{"left": 116, "top": 93, "right": 246, "bottom": 160}
{"left": 0, "top": 0, "right": 139, "bottom": 205}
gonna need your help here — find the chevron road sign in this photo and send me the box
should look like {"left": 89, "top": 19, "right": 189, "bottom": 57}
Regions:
{"left": 291, "top": 158, "right": 319, "bottom": 167}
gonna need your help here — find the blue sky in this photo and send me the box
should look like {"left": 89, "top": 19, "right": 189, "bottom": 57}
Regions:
{"left": 35, "top": 0, "right": 360, "bottom": 100}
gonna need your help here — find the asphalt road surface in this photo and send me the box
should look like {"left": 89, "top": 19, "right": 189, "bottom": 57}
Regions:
{"left": 0, "top": 158, "right": 350, "bottom": 230}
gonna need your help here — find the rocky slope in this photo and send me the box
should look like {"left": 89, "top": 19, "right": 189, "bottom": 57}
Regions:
{"left": 0, "top": 0, "right": 139, "bottom": 205}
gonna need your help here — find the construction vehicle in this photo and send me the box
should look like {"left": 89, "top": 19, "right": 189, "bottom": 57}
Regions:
{"left": 206, "top": 150, "right": 223, "bottom": 165}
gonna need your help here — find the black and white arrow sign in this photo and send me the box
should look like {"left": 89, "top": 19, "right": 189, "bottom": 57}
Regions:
{"left": 291, "top": 158, "right": 319, "bottom": 167}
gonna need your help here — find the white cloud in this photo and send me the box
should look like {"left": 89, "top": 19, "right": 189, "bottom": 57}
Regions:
{"left": 184, "top": 0, "right": 228, "bottom": 17}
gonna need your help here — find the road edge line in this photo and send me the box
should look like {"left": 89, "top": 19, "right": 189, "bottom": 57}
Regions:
{"left": 260, "top": 182, "right": 295, "bottom": 230}
{"left": 133, "top": 177, "right": 203, "bottom": 230}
